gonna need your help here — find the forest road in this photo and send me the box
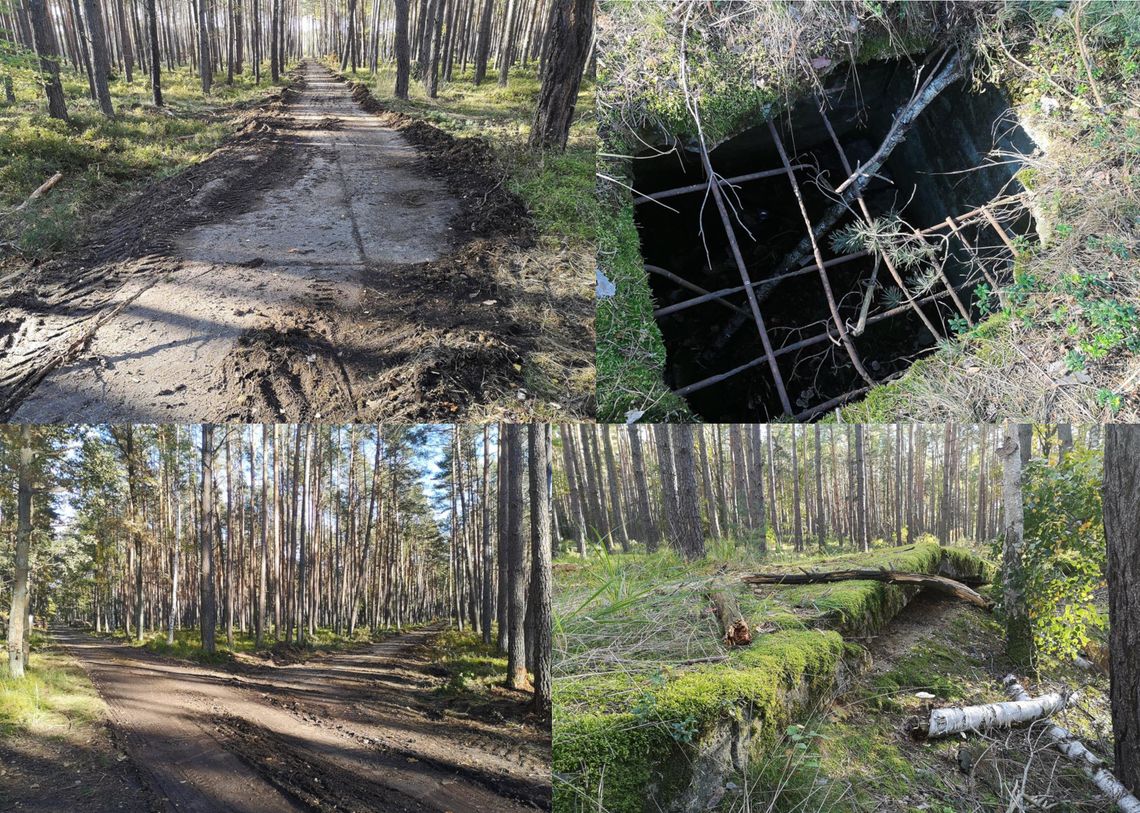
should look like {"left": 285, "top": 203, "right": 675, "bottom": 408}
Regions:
{"left": 55, "top": 626, "right": 549, "bottom": 813}
{"left": 10, "top": 61, "right": 459, "bottom": 423}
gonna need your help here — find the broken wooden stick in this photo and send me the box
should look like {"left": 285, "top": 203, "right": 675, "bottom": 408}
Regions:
{"left": 910, "top": 691, "right": 1070, "bottom": 740}
{"left": 741, "top": 569, "right": 994, "bottom": 610}
{"left": 706, "top": 590, "right": 752, "bottom": 647}
{"left": 7, "top": 171, "right": 63, "bottom": 215}
{"left": 1005, "top": 677, "right": 1140, "bottom": 809}
{"left": 1003, "top": 675, "right": 1140, "bottom": 813}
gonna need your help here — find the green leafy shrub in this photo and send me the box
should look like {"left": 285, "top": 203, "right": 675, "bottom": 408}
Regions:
{"left": 1020, "top": 447, "right": 1106, "bottom": 663}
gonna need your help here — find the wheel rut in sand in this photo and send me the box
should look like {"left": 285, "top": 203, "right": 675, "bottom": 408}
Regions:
{"left": 56, "top": 627, "right": 548, "bottom": 812}
{"left": 10, "top": 61, "right": 458, "bottom": 423}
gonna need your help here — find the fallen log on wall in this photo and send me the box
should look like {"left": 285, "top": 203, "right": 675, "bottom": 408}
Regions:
{"left": 1004, "top": 675, "right": 1140, "bottom": 813}
{"left": 706, "top": 589, "right": 752, "bottom": 647}
{"left": 909, "top": 691, "right": 1070, "bottom": 740}
{"left": 741, "top": 569, "right": 994, "bottom": 610}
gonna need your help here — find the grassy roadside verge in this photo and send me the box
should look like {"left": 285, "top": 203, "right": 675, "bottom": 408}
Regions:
{"left": 1, "top": 64, "right": 289, "bottom": 262}
{"left": 0, "top": 632, "right": 105, "bottom": 736}
{"left": 334, "top": 61, "right": 597, "bottom": 418}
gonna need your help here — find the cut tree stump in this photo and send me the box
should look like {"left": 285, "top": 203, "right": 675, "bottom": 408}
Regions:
{"left": 742, "top": 569, "right": 994, "bottom": 610}
{"left": 1003, "top": 675, "right": 1140, "bottom": 813}
{"left": 909, "top": 691, "right": 1070, "bottom": 740}
{"left": 706, "top": 589, "right": 752, "bottom": 647}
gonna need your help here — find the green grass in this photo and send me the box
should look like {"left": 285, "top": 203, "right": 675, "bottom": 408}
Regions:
{"left": 425, "top": 627, "right": 514, "bottom": 696}
{"left": 1, "top": 62, "right": 287, "bottom": 257}
{"left": 0, "top": 633, "right": 105, "bottom": 738}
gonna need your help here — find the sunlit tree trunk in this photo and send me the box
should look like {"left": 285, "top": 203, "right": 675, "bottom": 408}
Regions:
{"left": 999, "top": 423, "right": 1033, "bottom": 669}
{"left": 200, "top": 424, "right": 218, "bottom": 655}
{"left": 6, "top": 426, "right": 34, "bottom": 678}
{"left": 529, "top": 424, "right": 551, "bottom": 712}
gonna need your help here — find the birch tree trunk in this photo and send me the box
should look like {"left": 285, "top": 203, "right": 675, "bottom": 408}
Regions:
{"left": 999, "top": 423, "right": 1033, "bottom": 668}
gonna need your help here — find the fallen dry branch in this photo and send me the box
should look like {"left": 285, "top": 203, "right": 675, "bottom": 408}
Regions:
{"left": 6, "top": 171, "right": 63, "bottom": 215}
{"left": 909, "top": 691, "right": 1070, "bottom": 740}
{"left": 1003, "top": 675, "right": 1140, "bottom": 813}
{"left": 741, "top": 569, "right": 994, "bottom": 610}
{"left": 706, "top": 589, "right": 752, "bottom": 647}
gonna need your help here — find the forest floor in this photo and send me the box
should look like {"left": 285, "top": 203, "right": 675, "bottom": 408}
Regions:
{"left": 1, "top": 625, "right": 550, "bottom": 813}
{"left": 0, "top": 59, "right": 586, "bottom": 422}
{"left": 553, "top": 542, "right": 1114, "bottom": 813}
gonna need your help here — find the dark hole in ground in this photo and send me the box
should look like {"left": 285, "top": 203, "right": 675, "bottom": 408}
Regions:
{"left": 633, "top": 57, "right": 1038, "bottom": 421}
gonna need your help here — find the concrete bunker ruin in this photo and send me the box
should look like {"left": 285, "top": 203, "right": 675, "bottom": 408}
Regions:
{"left": 633, "top": 54, "right": 1038, "bottom": 420}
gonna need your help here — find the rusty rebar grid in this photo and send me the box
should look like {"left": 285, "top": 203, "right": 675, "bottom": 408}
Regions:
{"left": 644, "top": 263, "right": 750, "bottom": 317}
{"left": 653, "top": 251, "right": 870, "bottom": 318}
{"left": 632, "top": 164, "right": 811, "bottom": 206}
{"left": 767, "top": 119, "right": 876, "bottom": 387}
{"left": 674, "top": 280, "right": 968, "bottom": 399}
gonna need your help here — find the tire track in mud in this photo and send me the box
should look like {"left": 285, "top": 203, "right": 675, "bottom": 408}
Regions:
{"left": 57, "top": 627, "right": 548, "bottom": 813}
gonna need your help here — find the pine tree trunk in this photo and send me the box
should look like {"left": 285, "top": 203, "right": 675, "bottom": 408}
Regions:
{"left": 748, "top": 425, "right": 766, "bottom": 552}
{"left": 628, "top": 425, "right": 657, "bottom": 553}
{"left": 200, "top": 425, "right": 218, "bottom": 655}
{"left": 393, "top": 0, "right": 410, "bottom": 98}
{"left": 697, "top": 428, "right": 721, "bottom": 539}
{"left": 505, "top": 425, "right": 527, "bottom": 689}
{"left": 527, "top": 0, "right": 591, "bottom": 150}
{"left": 816, "top": 425, "right": 826, "bottom": 550}
{"left": 1104, "top": 424, "right": 1140, "bottom": 793}
{"left": 28, "top": 0, "right": 69, "bottom": 119}
{"left": 529, "top": 424, "right": 552, "bottom": 713}
{"left": 669, "top": 425, "right": 705, "bottom": 561}
{"left": 6, "top": 426, "right": 34, "bottom": 679}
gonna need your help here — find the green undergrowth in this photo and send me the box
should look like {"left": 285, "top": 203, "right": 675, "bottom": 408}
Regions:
{"left": 0, "top": 633, "right": 105, "bottom": 739}
{"left": 424, "top": 628, "right": 513, "bottom": 697}
{"left": 1, "top": 63, "right": 288, "bottom": 260}
{"left": 552, "top": 541, "right": 993, "bottom": 812}
{"left": 99, "top": 623, "right": 405, "bottom": 666}
{"left": 735, "top": 605, "right": 1112, "bottom": 812}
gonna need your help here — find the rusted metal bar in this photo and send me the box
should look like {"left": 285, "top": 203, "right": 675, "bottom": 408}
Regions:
{"left": 675, "top": 282, "right": 963, "bottom": 399}
{"left": 980, "top": 206, "right": 1019, "bottom": 253}
{"left": 631, "top": 165, "right": 811, "bottom": 205}
{"left": 817, "top": 104, "right": 944, "bottom": 344}
{"left": 945, "top": 215, "right": 1007, "bottom": 310}
{"left": 695, "top": 138, "right": 794, "bottom": 415}
{"left": 644, "top": 264, "right": 751, "bottom": 317}
{"left": 792, "top": 386, "right": 873, "bottom": 422}
{"left": 767, "top": 120, "right": 875, "bottom": 386}
{"left": 912, "top": 224, "right": 973, "bottom": 327}
{"left": 653, "top": 251, "right": 871, "bottom": 318}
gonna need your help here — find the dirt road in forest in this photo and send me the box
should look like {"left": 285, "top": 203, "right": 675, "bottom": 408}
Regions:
{"left": 0, "top": 57, "right": 551, "bottom": 421}
{"left": 55, "top": 626, "right": 550, "bottom": 812}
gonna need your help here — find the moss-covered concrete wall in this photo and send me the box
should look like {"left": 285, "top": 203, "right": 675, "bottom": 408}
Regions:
{"left": 553, "top": 543, "right": 993, "bottom": 813}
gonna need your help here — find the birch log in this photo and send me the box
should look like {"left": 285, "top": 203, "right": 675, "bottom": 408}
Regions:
{"left": 911, "top": 692, "right": 1069, "bottom": 740}
{"left": 1003, "top": 675, "right": 1140, "bottom": 813}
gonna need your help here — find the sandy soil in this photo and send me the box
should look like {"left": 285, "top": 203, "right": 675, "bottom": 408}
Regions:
{"left": 54, "top": 626, "right": 549, "bottom": 812}
{"left": 0, "top": 60, "right": 588, "bottom": 421}
{"left": 6, "top": 63, "right": 456, "bottom": 422}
